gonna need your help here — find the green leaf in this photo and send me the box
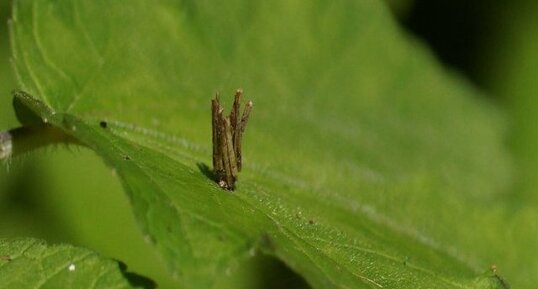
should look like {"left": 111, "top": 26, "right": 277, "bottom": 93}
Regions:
{"left": 0, "top": 238, "right": 154, "bottom": 289}
{"left": 9, "top": 0, "right": 514, "bottom": 288}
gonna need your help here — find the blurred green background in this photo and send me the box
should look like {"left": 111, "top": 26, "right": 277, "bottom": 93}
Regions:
{"left": 1, "top": 0, "right": 537, "bottom": 288}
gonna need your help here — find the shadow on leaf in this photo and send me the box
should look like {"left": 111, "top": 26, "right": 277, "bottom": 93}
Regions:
{"left": 117, "top": 261, "right": 157, "bottom": 289}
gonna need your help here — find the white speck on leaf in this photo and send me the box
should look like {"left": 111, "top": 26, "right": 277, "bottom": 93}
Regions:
{"left": 68, "top": 264, "right": 76, "bottom": 272}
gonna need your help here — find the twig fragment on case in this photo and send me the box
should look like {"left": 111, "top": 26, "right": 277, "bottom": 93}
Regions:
{"left": 211, "top": 89, "right": 252, "bottom": 190}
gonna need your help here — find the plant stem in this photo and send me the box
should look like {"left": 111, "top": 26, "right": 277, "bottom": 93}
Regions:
{"left": 0, "top": 124, "right": 78, "bottom": 160}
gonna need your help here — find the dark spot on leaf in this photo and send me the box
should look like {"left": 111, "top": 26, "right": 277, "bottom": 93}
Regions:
{"left": 0, "top": 255, "right": 11, "bottom": 262}
{"left": 259, "top": 233, "right": 276, "bottom": 252}
{"left": 124, "top": 155, "right": 131, "bottom": 161}
{"left": 308, "top": 219, "right": 314, "bottom": 225}
{"left": 99, "top": 121, "right": 108, "bottom": 128}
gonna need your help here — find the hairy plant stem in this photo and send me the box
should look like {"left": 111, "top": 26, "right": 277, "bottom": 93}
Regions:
{"left": 0, "top": 124, "right": 78, "bottom": 160}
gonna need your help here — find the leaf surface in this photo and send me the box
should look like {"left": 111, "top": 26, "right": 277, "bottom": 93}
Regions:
{"left": 0, "top": 238, "right": 152, "bottom": 289}
{"left": 10, "top": 0, "right": 514, "bottom": 288}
